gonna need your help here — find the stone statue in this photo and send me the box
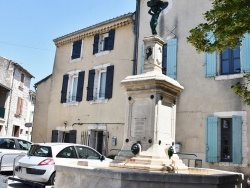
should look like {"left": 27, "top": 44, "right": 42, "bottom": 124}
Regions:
{"left": 147, "top": 0, "right": 169, "bottom": 35}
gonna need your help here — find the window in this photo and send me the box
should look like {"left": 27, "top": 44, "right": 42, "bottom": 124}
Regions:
{"left": 16, "top": 97, "right": 23, "bottom": 116}
{"left": 75, "top": 146, "right": 100, "bottom": 159}
{"left": 86, "top": 65, "right": 114, "bottom": 101}
{"left": 93, "top": 29, "right": 115, "bottom": 54}
{"left": 28, "top": 145, "right": 52, "bottom": 157}
{"left": 60, "top": 71, "right": 85, "bottom": 103}
{"left": 17, "top": 139, "right": 31, "bottom": 150}
{"left": 71, "top": 40, "right": 82, "bottom": 60}
{"left": 220, "top": 47, "right": 240, "bottom": 75}
{"left": 56, "top": 146, "right": 77, "bottom": 158}
{"left": 205, "top": 33, "right": 250, "bottom": 78}
{"left": 20, "top": 73, "right": 25, "bottom": 88}
{"left": 206, "top": 114, "right": 243, "bottom": 164}
{"left": 0, "top": 138, "right": 16, "bottom": 149}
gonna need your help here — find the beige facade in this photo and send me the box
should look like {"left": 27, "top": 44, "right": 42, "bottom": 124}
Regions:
{"left": 32, "top": 13, "right": 135, "bottom": 157}
{"left": 138, "top": 0, "right": 250, "bottom": 176}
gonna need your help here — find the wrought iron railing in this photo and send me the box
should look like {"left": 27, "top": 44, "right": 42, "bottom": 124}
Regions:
{"left": 0, "top": 107, "right": 5, "bottom": 118}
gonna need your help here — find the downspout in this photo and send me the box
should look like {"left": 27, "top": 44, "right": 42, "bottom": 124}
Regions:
{"left": 6, "top": 61, "right": 15, "bottom": 135}
{"left": 132, "top": 0, "right": 140, "bottom": 75}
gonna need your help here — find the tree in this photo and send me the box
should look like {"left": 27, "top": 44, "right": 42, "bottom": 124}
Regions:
{"left": 187, "top": 0, "right": 250, "bottom": 53}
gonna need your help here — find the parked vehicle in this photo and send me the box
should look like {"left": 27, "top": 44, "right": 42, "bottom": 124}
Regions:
{"left": 0, "top": 136, "right": 32, "bottom": 171}
{"left": 15, "top": 143, "right": 112, "bottom": 185}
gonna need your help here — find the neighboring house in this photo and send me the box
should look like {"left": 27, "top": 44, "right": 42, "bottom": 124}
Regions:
{"left": 32, "top": 13, "right": 135, "bottom": 156}
{"left": 0, "top": 56, "right": 34, "bottom": 141}
{"left": 137, "top": 0, "right": 250, "bottom": 176}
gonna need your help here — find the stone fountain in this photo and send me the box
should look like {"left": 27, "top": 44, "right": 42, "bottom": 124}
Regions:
{"left": 54, "top": 35, "right": 244, "bottom": 188}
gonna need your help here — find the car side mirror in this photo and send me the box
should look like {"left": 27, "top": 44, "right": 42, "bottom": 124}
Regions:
{"left": 100, "top": 155, "right": 105, "bottom": 161}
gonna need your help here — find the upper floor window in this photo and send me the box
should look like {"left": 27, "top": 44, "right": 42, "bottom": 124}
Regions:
{"left": 20, "top": 73, "right": 25, "bottom": 88}
{"left": 71, "top": 40, "right": 83, "bottom": 60}
{"left": 87, "top": 65, "right": 114, "bottom": 102}
{"left": 93, "top": 29, "right": 115, "bottom": 55}
{"left": 60, "top": 71, "right": 85, "bottom": 103}
{"left": 220, "top": 47, "right": 240, "bottom": 75}
{"left": 205, "top": 33, "right": 250, "bottom": 78}
{"left": 15, "top": 97, "right": 23, "bottom": 117}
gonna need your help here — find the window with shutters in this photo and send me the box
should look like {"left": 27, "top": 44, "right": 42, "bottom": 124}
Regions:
{"left": 71, "top": 40, "right": 83, "bottom": 60}
{"left": 206, "top": 111, "right": 245, "bottom": 165}
{"left": 60, "top": 70, "right": 85, "bottom": 104}
{"left": 87, "top": 64, "right": 114, "bottom": 103}
{"left": 205, "top": 33, "right": 250, "bottom": 80}
{"left": 15, "top": 97, "right": 23, "bottom": 117}
{"left": 93, "top": 29, "right": 115, "bottom": 56}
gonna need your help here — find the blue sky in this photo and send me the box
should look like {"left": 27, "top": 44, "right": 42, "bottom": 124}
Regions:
{"left": 0, "top": 0, "right": 135, "bottom": 89}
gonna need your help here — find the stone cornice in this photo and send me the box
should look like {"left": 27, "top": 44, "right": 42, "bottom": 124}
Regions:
{"left": 54, "top": 15, "right": 133, "bottom": 47}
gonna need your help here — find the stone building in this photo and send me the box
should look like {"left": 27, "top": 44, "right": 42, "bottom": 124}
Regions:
{"left": 137, "top": 0, "right": 250, "bottom": 176}
{"left": 32, "top": 13, "right": 135, "bottom": 156}
{"left": 0, "top": 56, "right": 34, "bottom": 140}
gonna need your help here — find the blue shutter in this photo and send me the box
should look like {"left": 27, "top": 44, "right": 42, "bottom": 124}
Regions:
{"left": 205, "top": 32, "right": 217, "bottom": 77}
{"left": 166, "top": 38, "right": 177, "bottom": 80}
{"left": 206, "top": 116, "right": 218, "bottom": 162}
{"left": 140, "top": 44, "right": 145, "bottom": 73}
{"left": 232, "top": 116, "right": 242, "bottom": 164}
{"left": 93, "top": 34, "right": 99, "bottom": 54}
{"left": 162, "top": 44, "right": 167, "bottom": 75}
{"left": 105, "top": 29, "right": 115, "bottom": 51}
{"left": 60, "top": 74, "right": 69, "bottom": 103}
{"left": 76, "top": 71, "right": 85, "bottom": 102}
{"left": 241, "top": 33, "right": 250, "bottom": 73}
{"left": 86, "top": 70, "right": 95, "bottom": 101}
{"left": 71, "top": 40, "right": 82, "bottom": 59}
{"left": 105, "top": 65, "right": 114, "bottom": 99}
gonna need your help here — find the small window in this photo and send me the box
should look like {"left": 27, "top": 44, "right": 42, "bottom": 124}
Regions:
{"left": 98, "top": 71, "right": 107, "bottom": 99}
{"left": 98, "top": 33, "right": 109, "bottom": 52}
{"left": 220, "top": 118, "right": 232, "bottom": 162}
{"left": 75, "top": 146, "right": 100, "bottom": 159}
{"left": 20, "top": 73, "right": 25, "bottom": 88}
{"left": 56, "top": 146, "right": 77, "bottom": 158}
{"left": 71, "top": 40, "right": 82, "bottom": 60}
{"left": 93, "top": 29, "right": 115, "bottom": 55}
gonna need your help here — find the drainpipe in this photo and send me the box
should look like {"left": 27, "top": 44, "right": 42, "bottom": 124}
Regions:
{"left": 132, "top": 0, "right": 140, "bottom": 75}
{"left": 5, "top": 61, "right": 15, "bottom": 135}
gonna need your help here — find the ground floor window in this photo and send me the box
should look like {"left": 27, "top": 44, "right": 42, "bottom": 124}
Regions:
{"left": 206, "top": 115, "right": 242, "bottom": 164}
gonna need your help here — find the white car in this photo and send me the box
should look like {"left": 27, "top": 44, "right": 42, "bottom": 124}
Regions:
{"left": 15, "top": 143, "right": 112, "bottom": 185}
{"left": 0, "top": 137, "right": 32, "bottom": 171}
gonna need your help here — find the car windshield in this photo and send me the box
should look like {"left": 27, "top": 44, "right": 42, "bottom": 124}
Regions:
{"left": 28, "top": 145, "right": 52, "bottom": 157}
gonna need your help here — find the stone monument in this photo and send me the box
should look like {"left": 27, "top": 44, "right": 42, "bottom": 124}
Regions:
{"left": 111, "top": 35, "right": 187, "bottom": 172}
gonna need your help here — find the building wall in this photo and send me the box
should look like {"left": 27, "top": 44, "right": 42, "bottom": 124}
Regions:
{"left": 32, "top": 76, "right": 52, "bottom": 143}
{"left": 33, "top": 14, "right": 134, "bottom": 156}
{"left": 138, "top": 0, "right": 250, "bottom": 175}
{"left": 0, "top": 56, "right": 33, "bottom": 140}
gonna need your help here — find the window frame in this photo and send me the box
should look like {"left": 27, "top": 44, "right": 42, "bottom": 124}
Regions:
{"left": 71, "top": 40, "right": 83, "bottom": 60}
{"left": 220, "top": 118, "right": 232, "bottom": 162}
{"left": 67, "top": 74, "right": 78, "bottom": 102}
{"left": 97, "top": 70, "right": 107, "bottom": 100}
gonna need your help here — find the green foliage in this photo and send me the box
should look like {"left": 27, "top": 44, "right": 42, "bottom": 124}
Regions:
{"left": 231, "top": 74, "right": 250, "bottom": 105}
{"left": 187, "top": 0, "right": 250, "bottom": 52}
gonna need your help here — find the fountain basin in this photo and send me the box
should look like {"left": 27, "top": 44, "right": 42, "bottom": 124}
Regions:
{"left": 55, "top": 163, "right": 243, "bottom": 188}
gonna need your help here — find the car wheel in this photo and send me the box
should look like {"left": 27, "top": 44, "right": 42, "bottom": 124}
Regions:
{"left": 48, "top": 172, "right": 56, "bottom": 185}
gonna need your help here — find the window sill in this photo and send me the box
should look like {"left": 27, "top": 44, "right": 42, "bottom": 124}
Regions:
{"left": 94, "top": 51, "right": 110, "bottom": 57}
{"left": 63, "top": 102, "right": 79, "bottom": 106}
{"left": 69, "top": 57, "right": 83, "bottom": 63}
{"left": 215, "top": 74, "right": 243, "bottom": 81}
{"left": 90, "top": 99, "right": 108, "bottom": 104}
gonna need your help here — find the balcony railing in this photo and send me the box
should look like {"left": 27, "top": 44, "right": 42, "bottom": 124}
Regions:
{"left": 0, "top": 107, "right": 5, "bottom": 118}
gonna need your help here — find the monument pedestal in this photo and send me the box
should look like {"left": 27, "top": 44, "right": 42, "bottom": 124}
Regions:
{"left": 111, "top": 36, "right": 187, "bottom": 172}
